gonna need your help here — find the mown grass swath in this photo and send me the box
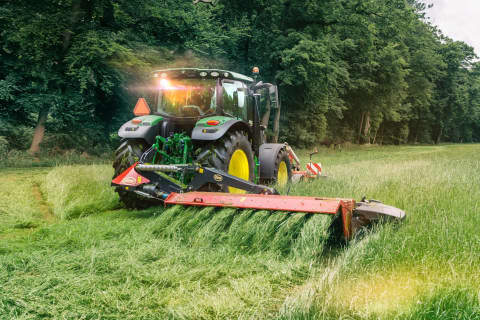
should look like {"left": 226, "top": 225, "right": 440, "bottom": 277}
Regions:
{"left": 0, "top": 168, "right": 52, "bottom": 236}
{"left": 44, "top": 165, "right": 119, "bottom": 219}
{"left": 1, "top": 145, "right": 480, "bottom": 319}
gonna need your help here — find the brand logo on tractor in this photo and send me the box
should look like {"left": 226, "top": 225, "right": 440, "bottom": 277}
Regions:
{"left": 213, "top": 174, "right": 223, "bottom": 182}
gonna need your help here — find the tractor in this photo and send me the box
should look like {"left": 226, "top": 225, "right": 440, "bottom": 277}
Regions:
{"left": 112, "top": 67, "right": 405, "bottom": 240}
{"left": 113, "top": 68, "right": 303, "bottom": 206}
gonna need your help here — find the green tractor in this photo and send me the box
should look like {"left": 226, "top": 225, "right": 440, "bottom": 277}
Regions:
{"left": 112, "top": 67, "right": 405, "bottom": 240}
{"left": 113, "top": 68, "right": 293, "bottom": 208}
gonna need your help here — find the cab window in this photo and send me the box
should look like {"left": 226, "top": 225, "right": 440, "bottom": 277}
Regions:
{"left": 222, "top": 80, "right": 247, "bottom": 119}
{"left": 154, "top": 78, "right": 217, "bottom": 117}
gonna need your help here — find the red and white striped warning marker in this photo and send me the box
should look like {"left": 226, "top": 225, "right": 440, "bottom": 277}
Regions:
{"left": 306, "top": 162, "right": 322, "bottom": 176}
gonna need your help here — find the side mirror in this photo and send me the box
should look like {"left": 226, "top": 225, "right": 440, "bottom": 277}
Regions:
{"left": 269, "top": 85, "right": 279, "bottom": 109}
{"left": 252, "top": 81, "right": 273, "bottom": 91}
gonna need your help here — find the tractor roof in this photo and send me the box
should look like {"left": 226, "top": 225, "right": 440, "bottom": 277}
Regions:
{"left": 151, "top": 68, "right": 254, "bottom": 83}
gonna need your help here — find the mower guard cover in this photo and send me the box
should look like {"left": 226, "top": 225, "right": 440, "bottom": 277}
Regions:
{"left": 165, "top": 192, "right": 350, "bottom": 214}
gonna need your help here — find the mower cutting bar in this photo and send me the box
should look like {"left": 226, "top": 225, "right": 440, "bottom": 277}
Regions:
{"left": 164, "top": 192, "right": 352, "bottom": 214}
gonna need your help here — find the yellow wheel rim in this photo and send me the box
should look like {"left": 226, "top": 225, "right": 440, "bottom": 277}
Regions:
{"left": 277, "top": 161, "right": 288, "bottom": 186}
{"left": 228, "top": 149, "right": 250, "bottom": 194}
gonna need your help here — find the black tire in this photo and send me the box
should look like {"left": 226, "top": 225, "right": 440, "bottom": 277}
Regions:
{"left": 263, "top": 149, "right": 292, "bottom": 186}
{"left": 113, "top": 139, "right": 155, "bottom": 209}
{"left": 203, "top": 131, "right": 255, "bottom": 193}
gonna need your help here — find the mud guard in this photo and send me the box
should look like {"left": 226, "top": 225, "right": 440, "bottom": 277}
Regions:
{"left": 118, "top": 115, "right": 163, "bottom": 145}
{"left": 191, "top": 118, "right": 250, "bottom": 141}
{"left": 258, "top": 143, "right": 286, "bottom": 180}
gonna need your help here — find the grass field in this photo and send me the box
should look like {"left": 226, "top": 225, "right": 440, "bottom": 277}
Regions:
{"left": 1, "top": 144, "right": 479, "bottom": 319}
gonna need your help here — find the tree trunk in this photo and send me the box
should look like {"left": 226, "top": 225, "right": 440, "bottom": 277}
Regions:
{"left": 62, "top": 0, "right": 82, "bottom": 51}
{"left": 358, "top": 111, "right": 365, "bottom": 144}
{"left": 378, "top": 125, "right": 384, "bottom": 145}
{"left": 363, "top": 112, "right": 371, "bottom": 144}
{"left": 29, "top": 108, "right": 49, "bottom": 154}
{"left": 436, "top": 127, "right": 443, "bottom": 144}
{"left": 272, "top": 101, "right": 281, "bottom": 143}
{"left": 372, "top": 125, "right": 379, "bottom": 144}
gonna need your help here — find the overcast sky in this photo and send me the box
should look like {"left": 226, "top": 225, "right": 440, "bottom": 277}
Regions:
{"left": 422, "top": 0, "right": 480, "bottom": 56}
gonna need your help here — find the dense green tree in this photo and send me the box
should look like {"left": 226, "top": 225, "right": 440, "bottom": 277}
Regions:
{"left": 1, "top": 0, "right": 480, "bottom": 153}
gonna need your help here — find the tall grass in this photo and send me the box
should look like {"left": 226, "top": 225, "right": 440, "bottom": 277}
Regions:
{"left": 149, "top": 206, "right": 333, "bottom": 259}
{"left": 279, "top": 144, "right": 480, "bottom": 319}
{"left": 0, "top": 207, "right": 335, "bottom": 319}
{"left": 1, "top": 144, "right": 480, "bottom": 319}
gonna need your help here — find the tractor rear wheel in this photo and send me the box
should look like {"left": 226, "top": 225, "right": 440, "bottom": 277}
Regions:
{"left": 204, "top": 131, "right": 255, "bottom": 193}
{"left": 113, "top": 138, "right": 155, "bottom": 209}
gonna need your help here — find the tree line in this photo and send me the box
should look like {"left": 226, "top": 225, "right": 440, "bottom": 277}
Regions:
{"left": 1, "top": 0, "right": 479, "bottom": 154}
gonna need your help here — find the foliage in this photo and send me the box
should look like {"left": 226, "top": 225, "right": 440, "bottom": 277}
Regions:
{"left": 0, "top": 0, "right": 480, "bottom": 150}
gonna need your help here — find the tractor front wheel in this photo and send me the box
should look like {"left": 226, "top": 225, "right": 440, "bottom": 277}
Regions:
{"left": 113, "top": 138, "right": 155, "bottom": 209}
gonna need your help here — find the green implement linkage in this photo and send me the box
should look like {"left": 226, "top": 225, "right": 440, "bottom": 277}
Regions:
{"left": 152, "top": 133, "right": 193, "bottom": 183}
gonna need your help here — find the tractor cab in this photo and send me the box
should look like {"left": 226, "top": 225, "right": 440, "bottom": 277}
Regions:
{"left": 147, "top": 68, "right": 256, "bottom": 122}
{"left": 130, "top": 68, "right": 281, "bottom": 156}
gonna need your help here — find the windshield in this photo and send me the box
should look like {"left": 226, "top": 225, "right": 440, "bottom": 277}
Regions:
{"left": 153, "top": 78, "right": 217, "bottom": 117}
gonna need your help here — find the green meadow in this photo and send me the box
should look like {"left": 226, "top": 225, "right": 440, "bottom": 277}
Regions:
{"left": 1, "top": 144, "right": 479, "bottom": 319}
